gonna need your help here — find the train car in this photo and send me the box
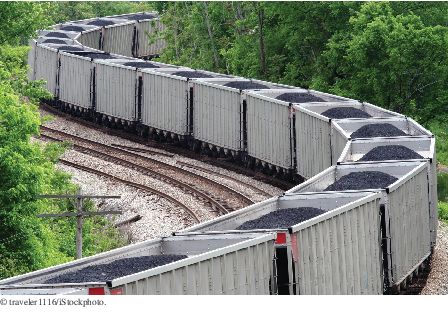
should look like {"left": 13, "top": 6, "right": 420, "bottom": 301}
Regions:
{"left": 190, "top": 78, "right": 295, "bottom": 160}
{"left": 104, "top": 11, "right": 165, "bottom": 57}
{"left": 94, "top": 59, "right": 176, "bottom": 128}
{"left": 101, "top": 20, "right": 136, "bottom": 57}
{"left": 177, "top": 191, "right": 383, "bottom": 295}
{"left": 58, "top": 50, "right": 129, "bottom": 115}
{"left": 139, "top": 68, "right": 232, "bottom": 143}
{"left": 293, "top": 102, "right": 404, "bottom": 179}
{"left": 0, "top": 233, "right": 275, "bottom": 295}
{"left": 242, "top": 89, "right": 353, "bottom": 177}
{"left": 337, "top": 136, "right": 438, "bottom": 249}
{"left": 286, "top": 161, "right": 431, "bottom": 290}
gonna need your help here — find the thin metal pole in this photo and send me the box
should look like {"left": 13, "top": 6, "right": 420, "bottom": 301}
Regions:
{"left": 76, "top": 196, "right": 83, "bottom": 259}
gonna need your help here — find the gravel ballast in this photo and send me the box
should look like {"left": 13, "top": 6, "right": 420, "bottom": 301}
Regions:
{"left": 123, "top": 61, "right": 160, "bottom": 68}
{"left": 171, "top": 71, "right": 214, "bottom": 78}
{"left": 359, "top": 145, "right": 424, "bottom": 162}
{"left": 45, "top": 32, "right": 70, "bottom": 39}
{"left": 321, "top": 107, "right": 371, "bottom": 119}
{"left": 324, "top": 171, "right": 398, "bottom": 191}
{"left": 236, "top": 207, "right": 326, "bottom": 230}
{"left": 59, "top": 25, "right": 87, "bottom": 32}
{"left": 350, "top": 123, "right": 408, "bottom": 139}
{"left": 42, "top": 39, "right": 67, "bottom": 44}
{"left": 223, "top": 81, "right": 270, "bottom": 90}
{"left": 275, "top": 92, "right": 325, "bottom": 103}
{"left": 44, "top": 255, "right": 188, "bottom": 283}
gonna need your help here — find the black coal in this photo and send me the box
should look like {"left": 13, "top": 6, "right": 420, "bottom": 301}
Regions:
{"left": 321, "top": 107, "right": 372, "bottom": 119}
{"left": 236, "top": 207, "right": 327, "bottom": 230}
{"left": 87, "top": 19, "right": 117, "bottom": 27}
{"left": 171, "top": 71, "right": 214, "bottom": 78}
{"left": 57, "top": 46, "right": 85, "bottom": 52}
{"left": 44, "top": 255, "right": 188, "bottom": 284}
{"left": 60, "top": 25, "right": 87, "bottom": 32}
{"left": 121, "top": 13, "right": 157, "bottom": 21}
{"left": 45, "top": 32, "right": 70, "bottom": 39}
{"left": 223, "top": 81, "right": 270, "bottom": 90}
{"left": 359, "top": 145, "right": 423, "bottom": 162}
{"left": 42, "top": 39, "right": 67, "bottom": 44}
{"left": 324, "top": 171, "right": 398, "bottom": 191}
{"left": 275, "top": 92, "right": 325, "bottom": 103}
{"left": 350, "top": 123, "right": 408, "bottom": 139}
{"left": 123, "top": 61, "right": 160, "bottom": 68}
{"left": 67, "top": 51, "right": 118, "bottom": 60}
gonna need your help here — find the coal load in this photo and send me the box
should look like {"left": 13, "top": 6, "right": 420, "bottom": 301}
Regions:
{"left": 275, "top": 92, "right": 325, "bottom": 104}
{"left": 45, "top": 255, "right": 188, "bottom": 284}
{"left": 60, "top": 25, "right": 87, "bottom": 32}
{"left": 45, "top": 32, "right": 70, "bottom": 39}
{"left": 171, "top": 71, "right": 214, "bottom": 78}
{"left": 321, "top": 107, "right": 372, "bottom": 119}
{"left": 359, "top": 145, "right": 423, "bottom": 162}
{"left": 324, "top": 171, "right": 398, "bottom": 191}
{"left": 42, "top": 39, "right": 67, "bottom": 44}
{"left": 87, "top": 19, "right": 117, "bottom": 27}
{"left": 223, "top": 81, "right": 270, "bottom": 90}
{"left": 57, "top": 46, "right": 85, "bottom": 52}
{"left": 123, "top": 61, "right": 160, "bottom": 68}
{"left": 121, "top": 13, "right": 157, "bottom": 21}
{"left": 236, "top": 207, "right": 327, "bottom": 230}
{"left": 68, "top": 51, "right": 118, "bottom": 60}
{"left": 350, "top": 123, "right": 407, "bottom": 139}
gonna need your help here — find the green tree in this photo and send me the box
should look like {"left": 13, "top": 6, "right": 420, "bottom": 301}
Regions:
{"left": 312, "top": 2, "right": 448, "bottom": 123}
{"left": 0, "top": 2, "right": 52, "bottom": 45}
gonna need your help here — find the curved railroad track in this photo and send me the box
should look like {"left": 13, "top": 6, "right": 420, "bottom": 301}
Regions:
{"left": 40, "top": 102, "right": 296, "bottom": 191}
{"left": 58, "top": 159, "right": 200, "bottom": 223}
{"left": 40, "top": 126, "right": 256, "bottom": 217}
{"left": 176, "top": 160, "right": 273, "bottom": 198}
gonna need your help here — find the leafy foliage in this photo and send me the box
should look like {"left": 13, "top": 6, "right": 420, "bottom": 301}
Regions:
{"left": 0, "top": 6, "right": 127, "bottom": 278}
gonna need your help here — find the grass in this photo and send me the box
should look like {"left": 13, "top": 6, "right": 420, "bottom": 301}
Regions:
{"left": 428, "top": 119, "right": 448, "bottom": 166}
{"left": 439, "top": 201, "right": 448, "bottom": 223}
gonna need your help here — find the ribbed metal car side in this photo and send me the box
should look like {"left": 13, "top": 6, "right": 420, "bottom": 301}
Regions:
{"left": 289, "top": 194, "right": 382, "bottom": 294}
{"left": 140, "top": 69, "right": 227, "bottom": 139}
{"left": 136, "top": 19, "right": 166, "bottom": 57}
{"left": 58, "top": 52, "right": 93, "bottom": 109}
{"left": 0, "top": 233, "right": 276, "bottom": 295}
{"left": 244, "top": 91, "right": 294, "bottom": 170}
{"left": 177, "top": 191, "right": 383, "bottom": 295}
{"left": 294, "top": 102, "right": 404, "bottom": 179}
{"left": 192, "top": 78, "right": 244, "bottom": 153}
{"left": 33, "top": 44, "right": 59, "bottom": 96}
{"left": 27, "top": 40, "right": 37, "bottom": 81}
{"left": 95, "top": 61, "right": 138, "bottom": 122}
{"left": 337, "top": 136, "right": 438, "bottom": 249}
{"left": 78, "top": 28, "right": 102, "bottom": 50}
{"left": 192, "top": 79, "right": 293, "bottom": 155}
{"left": 295, "top": 107, "right": 332, "bottom": 179}
{"left": 286, "top": 161, "right": 431, "bottom": 288}
{"left": 140, "top": 68, "right": 191, "bottom": 137}
{"left": 102, "top": 21, "right": 135, "bottom": 57}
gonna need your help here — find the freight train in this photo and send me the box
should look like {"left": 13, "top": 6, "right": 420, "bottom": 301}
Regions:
{"left": 0, "top": 12, "right": 438, "bottom": 295}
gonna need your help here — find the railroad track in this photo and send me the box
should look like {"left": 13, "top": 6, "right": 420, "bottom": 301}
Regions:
{"left": 40, "top": 126, "right": 255, "bottom": 216}
{"left": 58, "top": 158, "right": 200, "bottom": 224}
{"left": 176, "top": 160, "right": 273, "bottom": 198}
{"left": 40, "top": 103, "right": 296, "bottom": 191}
